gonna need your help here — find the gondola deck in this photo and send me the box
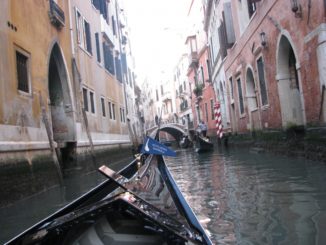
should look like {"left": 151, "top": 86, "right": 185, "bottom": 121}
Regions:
{"left": 6, "top": 154, "right": 212, "bottom": 245}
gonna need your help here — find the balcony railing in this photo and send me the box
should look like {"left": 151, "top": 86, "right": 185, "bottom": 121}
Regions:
{"left": 49, "top": 0, "right": 65, "bottom": 28}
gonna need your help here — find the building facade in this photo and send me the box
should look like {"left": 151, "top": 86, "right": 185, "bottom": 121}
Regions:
{"left": 204, "top": 0, "right": 326, "bottom": 134}
{"left": 174, "top": 54, "right": 194, "bottom": 131}
{"left": 204, "top": 0, "right": 232, "bottom": 133}
{"left": 187, "top": 0, "right": 217, "bottom": 137}
{"left": 0, "top": 0, "right": 138, "bottom": 204}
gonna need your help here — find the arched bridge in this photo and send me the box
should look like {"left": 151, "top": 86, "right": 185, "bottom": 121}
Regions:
{"left": 146, "top": 123, "right": 187, "bottom": 141}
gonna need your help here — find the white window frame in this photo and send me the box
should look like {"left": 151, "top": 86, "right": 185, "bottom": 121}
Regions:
{"left": 75, "top": 8, "right": 92, "bottom": 55}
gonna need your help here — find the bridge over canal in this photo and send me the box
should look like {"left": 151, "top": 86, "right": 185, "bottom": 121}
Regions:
{"left": 146, "top": 123, "right": 189, "bottom": 142}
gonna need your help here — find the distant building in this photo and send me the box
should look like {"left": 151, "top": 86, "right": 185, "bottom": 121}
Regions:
{"left": 203, "top": 0, "right": 232, "bottom": 133}
{"left": 174, "top": 54, "right": 194, "bottom": 131}
{"left": 186, "top": 0, "right": 217, "bottom": 137}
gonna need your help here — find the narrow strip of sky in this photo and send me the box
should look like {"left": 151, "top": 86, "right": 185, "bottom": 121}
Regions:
{"left": 122, "top": 0, "right": 191, "bottom": 81}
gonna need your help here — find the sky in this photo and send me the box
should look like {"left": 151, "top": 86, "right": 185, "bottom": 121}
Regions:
{"left": 122, "top": 0, "right": 192, "bottom": 83}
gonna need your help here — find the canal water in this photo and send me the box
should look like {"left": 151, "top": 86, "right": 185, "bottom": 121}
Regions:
{"left": 1, "top": 147, "right": 326, "bottom": 244}
{"left": 166, "top": 147, "right": 326, "bottom": 245}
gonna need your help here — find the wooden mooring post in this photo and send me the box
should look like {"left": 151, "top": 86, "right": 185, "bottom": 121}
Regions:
{"left": 39, "top": 92, "right": 63, "bottom": 184}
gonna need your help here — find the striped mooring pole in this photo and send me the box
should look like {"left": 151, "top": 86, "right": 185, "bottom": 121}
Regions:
{"left": 214, "top": 102, "right": 223, "bottom": 139}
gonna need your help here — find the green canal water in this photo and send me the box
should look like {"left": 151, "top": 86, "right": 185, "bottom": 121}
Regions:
{"left": 166, "top": 147, "right": 326, "bottom": 244}
{"left": 1, "top": 147, "right": 326, "bottom": 244}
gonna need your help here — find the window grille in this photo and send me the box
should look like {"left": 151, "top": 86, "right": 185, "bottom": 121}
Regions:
{"left": 16, "top": 51, "right": 29, "bottom": 93}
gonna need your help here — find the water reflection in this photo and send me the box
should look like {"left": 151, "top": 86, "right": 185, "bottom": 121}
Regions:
{"left": 0, "top": 156, "right": 132, "bottom": 244}
{"left": 166, "top": 147, "right": 326, "bottom": 245}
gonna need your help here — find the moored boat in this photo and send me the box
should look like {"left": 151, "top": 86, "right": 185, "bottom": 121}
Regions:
{"left": 5, "top": 153, "right": 212, "bottom": 244}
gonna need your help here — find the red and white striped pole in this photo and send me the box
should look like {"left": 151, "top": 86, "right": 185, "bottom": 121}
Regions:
{"left": 214, "top": 102, "right": 223, "bottom": 138}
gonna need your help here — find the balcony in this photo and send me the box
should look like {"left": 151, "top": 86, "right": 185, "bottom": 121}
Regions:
{"left": 188, "top": 51, "right": 198, "bottom": 67}
{"left": 162, "top": 91, "right": 172, "bottom": 103}
{"left": 100, "top": 16, "right": 118, "bottom": 48}
{"left": 49, "top": 0, "right": 65, "bottom": 29}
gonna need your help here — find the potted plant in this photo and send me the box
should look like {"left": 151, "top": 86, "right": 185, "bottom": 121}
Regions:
{"left": 193, "top": 83, "right": 204, "bottom": 97}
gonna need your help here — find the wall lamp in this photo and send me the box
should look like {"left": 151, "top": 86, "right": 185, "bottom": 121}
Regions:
{"left": 260, "top": 31, "right": 267, "bottom": 48}
{"left": 291, "top": 0, "right": 302, "bottom": 18}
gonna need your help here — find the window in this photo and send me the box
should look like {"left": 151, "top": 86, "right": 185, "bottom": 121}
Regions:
{"left": 112, "top": 103, "right": 116, "bottom": 120}
{"left": 95, "top": 33, "right": 101, "bottom": 63}
{"left": 76, "top": 10, "right": 83, "bottom": 44}
{"left": 201, "top": 66, "right": 205, "bottom": 86}
{"left": 112, "top": 16, "right": 116, "bottom": 36}
{"left": 108, "top": 101, "right": 112, "bottom": 119}
{"left": 82, "top": 88, "right": 88, "bottom": 112}
{"left": 92, "top": 0, "right": 108, "bottom": 20}
{"left": 84, "top": 20, "right": 92, "bottom": 54}
{"left": 121, "top": 53, "right": 127, "bottom": 73}
{"left": 103, "top": 41, "right": 115, "bottom": 74}
{"left": 205, "top": 103, "right": 208, "bottom": 122}
{"left": 247, "top": 0, "right": 257, "bottom": 18}
{"left": 120, "top": 108, "right": 125, "bottom": 123}
{"left": 108, "top": 102, "right": 116, "bottom": 120}
{"left": 75, "top": 9, "right": 92, "bottom": 55}
{"left": 211, "top": 99, "right": 214, "bottom": 120}
{"left": 115, "top": 56, "right": 122, "bottom": 82}
{"left": 90, "top": 91, "right": 95, "bottom": 113}
{"left": 229, "top": 77, "right": 234, "bottom": 100}
{"left": 257, "top": 57, "right": 268, "bottom": 106}
{"left": 16, "top": 51, "right": 30, "bottom": 93}
{"left": 206, "top": 59, "right": 211, "bottom": 82}
{"left": 101, "top": 97, "right": 106, "bottom": 117}
{"left": 237, "top": 78, "right": 244, "bottom": 114}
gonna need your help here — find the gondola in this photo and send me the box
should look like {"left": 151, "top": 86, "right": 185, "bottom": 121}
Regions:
{"left": 179, "top": 135, "right": 191, "bottom": 149}
{"left": 5, "top": 153, "right": 212, "bottom": 244}
{"left": 194, "top": 135, "right": 214, "bottom": 153}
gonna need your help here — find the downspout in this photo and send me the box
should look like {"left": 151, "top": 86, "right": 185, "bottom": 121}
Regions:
{"left": 68, "top": 0, "right": 75, "bottom": 57}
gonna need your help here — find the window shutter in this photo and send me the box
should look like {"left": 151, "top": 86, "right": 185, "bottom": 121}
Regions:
{"left": 84, "top": 21, "right": 92, "bottom": 54}
{"left": 95, "top": 33, "right": 101, "bottom": 62}
{"left": 223, "top": 2, "right": 235, "bottom": 47}
{"left": 218, "top": 23, "right": 227, "bottom": 59}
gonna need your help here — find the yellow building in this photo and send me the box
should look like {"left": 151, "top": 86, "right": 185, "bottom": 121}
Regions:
{"left": 0, "top": 0, "right": 131, "bottom": 205}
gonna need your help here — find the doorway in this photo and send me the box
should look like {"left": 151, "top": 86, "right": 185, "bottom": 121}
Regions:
{"left": 277, "top": 35, "right": 304, "bottom": 127}
{"left": 48, "top": 43, "right": 76, "bottom": 167}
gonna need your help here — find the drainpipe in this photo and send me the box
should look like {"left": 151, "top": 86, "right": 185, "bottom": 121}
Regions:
{"left": 68, "top": 0, "right": 75, "bottom": 57}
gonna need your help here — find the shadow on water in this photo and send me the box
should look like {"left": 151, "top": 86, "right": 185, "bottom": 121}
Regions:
{"left": 166, "top": 146, "right": 326, "bottom": 245}
{"left": 0, "top": 154, "right": 133, "bottom": 244}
